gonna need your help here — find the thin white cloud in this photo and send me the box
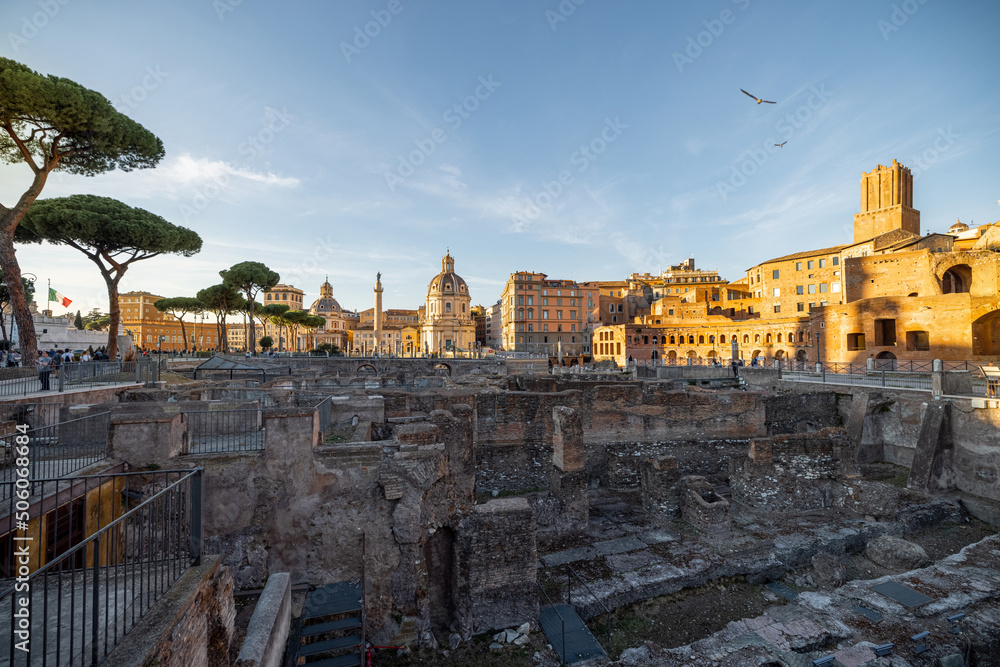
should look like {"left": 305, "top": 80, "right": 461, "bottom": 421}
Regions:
{"left": 162, "top": 154, "right": 300, "bottom": 188}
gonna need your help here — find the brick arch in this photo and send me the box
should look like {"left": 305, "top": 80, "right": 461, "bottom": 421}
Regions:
{"left": 932, "top": 257, "right": 974, "bottom": 294}
{"left": 356, "top": 363, "right": 379, "bottom": 376}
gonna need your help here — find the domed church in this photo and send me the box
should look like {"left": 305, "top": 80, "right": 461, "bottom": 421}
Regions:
{"left": 420, "top": 252, "right": 476, "bottom": 354}
{"left": 308, "top": 277, "right": 349, "bottom": 350}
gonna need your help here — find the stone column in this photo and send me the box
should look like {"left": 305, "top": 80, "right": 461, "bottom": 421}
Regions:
{"left": 550, "top": 406, "right": 588, "bottom": 531}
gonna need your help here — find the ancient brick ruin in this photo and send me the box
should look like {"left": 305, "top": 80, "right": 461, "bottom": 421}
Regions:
{"left": 40, "top": 355, "right": 1000, "bottom": 665}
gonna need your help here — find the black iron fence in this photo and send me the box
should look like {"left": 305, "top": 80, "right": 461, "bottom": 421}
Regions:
{"left": 183, "top": 409, "right": 264, "bottom": 455}
{"left": 0, "top": 360, "right": 159, "bottom": 398}
{"left": 0, "top": 469, "right": 203, "bottom": 666}
{"left": 0, "top": 412, "right": 112, "bottom": 498}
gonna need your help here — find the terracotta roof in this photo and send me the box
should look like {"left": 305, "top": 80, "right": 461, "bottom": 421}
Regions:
{"left": 757, "top": 244, "right": 850, "bottom": 266}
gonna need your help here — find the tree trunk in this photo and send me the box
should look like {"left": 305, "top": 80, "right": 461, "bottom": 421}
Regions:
{"left": 103, "top": 273, "right": 122, "bottom": 359}
{"left": 245, "top": 289, "right": 254, "bottom": 353}
{"left": 178, "top": 317, "right": 189, "bottom": 352}
{"left": 0, "top": 228, "right": 37, "bottom": 364}
{"left": 0, "top": 311, "right": 7, "bottom": 348}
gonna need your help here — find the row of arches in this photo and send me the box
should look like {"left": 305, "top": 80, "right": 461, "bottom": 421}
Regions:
{"left": 628, "top": 330, "right": 810, "bottom": 346}
{"left": 648, "top": 348, "right": 810, "bottom": 363}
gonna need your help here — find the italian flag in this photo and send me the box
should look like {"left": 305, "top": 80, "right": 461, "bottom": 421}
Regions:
{"left": 48, "top": 287, "right": 72, "bottom": 307}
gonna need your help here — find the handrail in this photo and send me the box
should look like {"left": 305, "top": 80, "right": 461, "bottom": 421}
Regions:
{"left": 535, "top": 578, "right": 566, "bottom": 666}
{"left": 566, "top": 563, "right": 611, "bottom": 653}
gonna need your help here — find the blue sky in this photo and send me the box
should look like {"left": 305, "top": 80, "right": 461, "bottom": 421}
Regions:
{"left": 2, "top": 0, "right": 998, "bottom": 317}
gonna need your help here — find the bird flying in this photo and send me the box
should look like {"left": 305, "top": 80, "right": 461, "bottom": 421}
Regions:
{"left": 775, "top": 141, "right": 787, "bottom": 148}
{"left": 741, "top": 89, "right": 776, "bottom": 104}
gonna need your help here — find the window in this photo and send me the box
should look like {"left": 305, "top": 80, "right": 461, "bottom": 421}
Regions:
{"left": 773, "top": 305, "right": 781, "bottom": 313}
{"left": 543, "top": 324, "right": 549, "bottom": 332}
{"left": 543, "top": 298, "right": 549, "bottom": 306}
{"left": 906, "top": 330, "right": 930, "bottom": 351}
{"left": 748, "top": 306, "right": 754, "bottom": 314}
{"left": 847, "top": 333, "right": 866, "bottom": 351}
{"left": 832, "top": 282, "right": 841, "bottom": 293}
{"left": 832, "top": 257, "right": 839, "bottom": 265}
{"left": 808, "top": 284, "right": 816, "bottom": 294}
{"left": 797, "top": 303, "right": 805, "bottom": 312}
{"left": 698, "top": 335, "right": 705, "bottom": 344}
{"left": 772, "top": 269, "right": 780, "bottom": 279}
{"left": 819, "top": 283, "right": 828, "bottom": 293}
{"left": 556, "top": 310, "right": 563, "bottom": 319}
{"left": 542, "top": 310, "right": 549, "bottom": 319}
{"left": 669, "top": 336, "right": 676, "bottom": 344}
{"left": 819, "top": 259, "right": 826, "bottom": 268}
{"left": 807, "top": 260, "right": 814, "bottom": 269}
{"left": 668, "top": 309, "right": 674, "bottom": 315}
{"left": 874, "top": 319, "right": 897, "bottom": 346}
{"left": 796, "top": 285, "right": 804, "bottom": 295}
{"left": 527, "top": 324, "right": 533, "bottom": 332}
{"left": 796, "top": 262, "right": 803, "bottom": 271}
{"left": 820, "top": 301, "right": 828, "bottom": 307}
{"left": 772, "top": 287, "right": 780, "bottom": 297}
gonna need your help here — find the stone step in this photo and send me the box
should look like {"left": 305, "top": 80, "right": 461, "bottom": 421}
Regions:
{"left": 301, "top": 616, "right": 362, "bottom": 637}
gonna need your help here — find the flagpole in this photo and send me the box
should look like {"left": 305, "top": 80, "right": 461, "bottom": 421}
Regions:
{"left": 47, "top": 278, "right": 50, "bottom": 314}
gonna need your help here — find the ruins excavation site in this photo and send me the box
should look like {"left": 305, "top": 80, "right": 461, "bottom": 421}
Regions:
{"left": 7, "top": 355, "right": 1000, "bottom": 667}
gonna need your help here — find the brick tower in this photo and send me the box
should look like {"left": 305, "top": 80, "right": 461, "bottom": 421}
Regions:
{"left": 853, "top": 159, "right": 920, "bottom": 243}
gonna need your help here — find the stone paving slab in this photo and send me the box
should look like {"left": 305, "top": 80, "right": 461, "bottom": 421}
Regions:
{"left": 541, "top": 546, "right": 597, "bottom": 567}
{"left": 605, "top": 550, "right": 666, "bottom": 572}
{"left": 638, "top": 530, "right": 677, "bottom": 545}
{"left": 593, "top": 535, "right": 648, "bottom": 556}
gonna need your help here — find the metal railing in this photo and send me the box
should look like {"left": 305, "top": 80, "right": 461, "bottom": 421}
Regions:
{"left": 0, "top": 360, "right": 159, "bottom": 398}
{"left": 783, "top": 366, "right": 934, "bottom": 391}
{"left": 0, "top": 469, "right": 203, "bottom": 666}
{"left": 0, "top": 412, "right": 112, "bottom": 498}
{"left": 536, "top": 579, "right": 567, "bottom": 666}
{"left": 183, "top": 409, "right": 264, "bottom": 455}
{"left": 566, "top": 564, "right": 611, "bottom": 651}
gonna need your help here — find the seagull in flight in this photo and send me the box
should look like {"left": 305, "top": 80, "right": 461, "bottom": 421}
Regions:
{"left": 774, "top": 141, "right": 787, "bottom": 148}
{"left": 741, "top": 89, "right": 776, "bottom": 104}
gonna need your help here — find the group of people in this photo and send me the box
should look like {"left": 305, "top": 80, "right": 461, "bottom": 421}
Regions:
{"left": 34, "top": 347, "right": 112, "bottom": 391}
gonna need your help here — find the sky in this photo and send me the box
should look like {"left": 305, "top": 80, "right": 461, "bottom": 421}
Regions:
{"left": 2, "top": 0, "right": 999, "bottom": 319}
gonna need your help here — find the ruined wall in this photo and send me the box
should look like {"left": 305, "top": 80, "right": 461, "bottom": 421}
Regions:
{"left": 730, "top": 429, "right": 850, "bottom": 512}
{"left": 456, "top": 498, "right": 538, "bottom": 635}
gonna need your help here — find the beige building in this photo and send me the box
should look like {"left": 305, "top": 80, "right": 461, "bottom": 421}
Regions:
{"left": 119, "top": 291, "right": 221, "bottom": 352}
{"left": 420, "top": 253, "right": 476, "bottom": 354}
{"left": 592, "top": 159, "right": 1000, "bottom": 367}
{"left": 261, "top": 283, "right": 305, "bottom": 351}
{"left": 308, "top": 278, "right": 350, "bottom": 351}
{"left": 501, "top": 272, "right": 585, "bottom": 356}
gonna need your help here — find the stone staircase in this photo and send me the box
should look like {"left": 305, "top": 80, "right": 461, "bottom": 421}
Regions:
{"left": 293, "top": 582, "right": 363, "bottom": 667}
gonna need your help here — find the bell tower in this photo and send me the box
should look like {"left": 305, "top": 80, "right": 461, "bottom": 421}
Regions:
{"left": 853, "top": 159, "right": 920, "bottom": 243}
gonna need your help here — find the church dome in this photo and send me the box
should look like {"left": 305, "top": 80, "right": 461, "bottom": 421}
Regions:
{"left": 426, "top": 253, "right": 469, "bottom": 297}
{"left": 309, "top": 277, "right": 342, "bottom": 314}
{"left": 948, "top": 219, "right": 969, "bottom": 234}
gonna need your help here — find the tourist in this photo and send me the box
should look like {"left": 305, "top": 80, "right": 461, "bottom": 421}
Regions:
{"left": 37, "top": 350, "right": 52, "bottom": 391}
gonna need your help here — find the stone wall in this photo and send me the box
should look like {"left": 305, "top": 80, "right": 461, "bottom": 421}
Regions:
{"left": 456, "top": 498, "right": 538, "bottom": 635}
{"left": 730, "top": 429, "right": 853, "bottom": 512}
{"left": 105, "top": 555, "right": 235, "bottom": 667}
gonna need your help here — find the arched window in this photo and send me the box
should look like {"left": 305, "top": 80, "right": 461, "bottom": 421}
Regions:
{"left": 942, "top": 265, "right": 972, "bottom": 294}
{"left": 743, "top": 334, "right": 749, "bottom": 344}
{"left": 766, "top": 334, "right": 772, "bottom": 344}
{"left": 798, "top": 331, "right": 804, "bottom": 342}
{"left": 688, "top": 335, "right": 695, "bottom": 344}
{"left": 643, "top": 335, "right": 649, "bottom": 345}
{"left": 652, "top": 336, "right": 658, "bottom": 344}
{"left": 446, "top": 302, "right": 451, "bottom": 313}
{"left": 669, "top": 335, "right": 676, "bottom": 345}
{"left": 719, "top": 335, "right": 726, "bottom": 344}
{"left": 754, "top": 334, "right": 760, "bottom": 343}
{"left": 777, "top": 333, "right": 782, "bottom": 343}
{"left": 698, "top": 335, "right": 705, "bottom": 344}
